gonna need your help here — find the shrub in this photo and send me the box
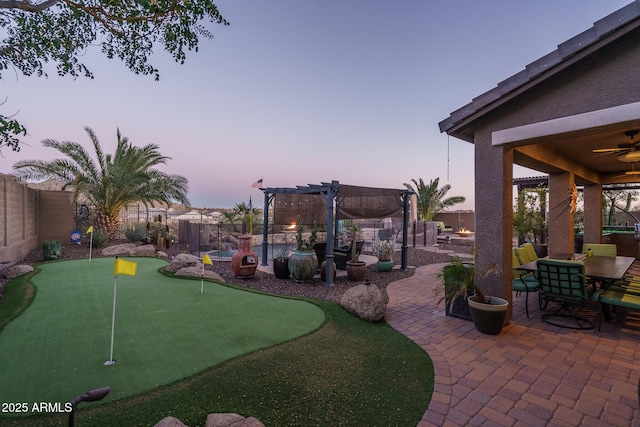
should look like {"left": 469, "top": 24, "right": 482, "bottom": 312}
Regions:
{"left": 122, "top": 222, "right": 147, "bottom": 243}
{"left": 91, "top": 229, "right": 109, "bottom": 248}
{"left": 42, "top": 240, "right": 61, "bottom": 261}
{"left": 371, "top": 238, "right": 395, "bottom": 262}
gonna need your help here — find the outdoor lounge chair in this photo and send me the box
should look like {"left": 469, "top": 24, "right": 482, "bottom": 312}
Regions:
{"left": 537, "top": 259, "right": 594, "bottom": 330}
{"left": 436, "top": 221, "right": 453, "bottom": 234}
{"left": 334, "top": 240, "right": 364, "bottom": 270}
{"left": 512, "top": 249, "right": 540, "bottom": 318}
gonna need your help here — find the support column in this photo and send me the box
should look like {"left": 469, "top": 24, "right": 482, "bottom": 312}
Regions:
{"left": 261, "top": 192, "right": 271, "bottom": 266}
{"left": 547, "top": 172, "right": 575, "bottom": 257}
{"left": 583, "top": 184, "right": 603, "bottom": 245}
{"left": 476, "top": 132, "right": 513, "bottom": 320}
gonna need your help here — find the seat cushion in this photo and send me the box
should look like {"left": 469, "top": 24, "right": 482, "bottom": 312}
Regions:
{"left": 595, "top": 290, "right": 640, "bottom": 310}
{"left": 513, "top": 273, "right": 540, "bottom": 292}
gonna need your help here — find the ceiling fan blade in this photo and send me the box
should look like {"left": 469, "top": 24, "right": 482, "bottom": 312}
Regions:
{"left": 593, "top": 148, "right": 628, "bottom": 153}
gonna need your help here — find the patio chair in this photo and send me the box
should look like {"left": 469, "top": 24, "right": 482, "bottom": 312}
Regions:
{"left": 377, "top": 229, "right": 390, "bottom": 241}
{"left": 512, "top": 249, "right": 540, "bottom": 318}
{"left": 313, "top": 242, "right": 327, "bottom": 267}
{"left": 334, "top": 240, "right": 364, "bottom": 270}
{"left": 515, "top": 243, "right": 538, "bottom": 264}
{"left": 537, "top": 259, "right": 594, "bottom": 330}
{"left": 592, "top": 287, "right": 640, "bottom": 331}
{"left": 582, "top": 243, "right": 617, "bottom": 257}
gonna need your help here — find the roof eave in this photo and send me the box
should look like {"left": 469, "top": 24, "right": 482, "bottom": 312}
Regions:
{"left": 438, "top": 1, "right": 640, "bottom": 143}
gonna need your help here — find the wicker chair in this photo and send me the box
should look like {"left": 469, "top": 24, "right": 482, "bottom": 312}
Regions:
{"left": 334, "top": 240, "right": 364, "bottom": 270}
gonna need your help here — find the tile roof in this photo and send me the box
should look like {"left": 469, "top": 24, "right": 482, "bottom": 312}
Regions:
{"left": 439, "top": 1, "right": 640, "bottom": 139}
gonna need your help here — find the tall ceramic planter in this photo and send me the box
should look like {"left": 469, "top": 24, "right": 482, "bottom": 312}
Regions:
{"left": 346, "top": 260, "right": 366, "bottom": 281}
{"left": 289, "top": 249, "right": 318, "bottom": 283}
{"left": 468, "top": 296, "right": 509, "bottom": 335}
{"left": 321, "top": 260, "right": 336, "bottom": 281}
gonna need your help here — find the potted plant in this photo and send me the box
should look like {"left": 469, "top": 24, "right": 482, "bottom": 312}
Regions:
{"left": 345, "top": 221, "right": 366, "bottom": 281}
{"left": 435, "top": 254, "right": 508, "bottom": 335}
{"left": 513, "top": 186, "right": 548, "bottom": 257}
{"left": 371, "top": 238, "right": 395, "bottom": 272}
{"left": 289, "top": 217, "right": 318, "bottom": 283}
{"left": 273, "top": 250, "right": 290, "bottom": 280}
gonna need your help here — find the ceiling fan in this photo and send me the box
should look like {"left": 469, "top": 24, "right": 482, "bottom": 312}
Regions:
{"left": 593, "top": 130, "right": 640, "bottom": 162}
{"left": 610, "top": 162, "right": 640, "bottom": 178}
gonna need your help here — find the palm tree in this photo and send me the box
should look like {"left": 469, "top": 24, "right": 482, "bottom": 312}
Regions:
{"left": 407, "top": 177, "right": 466, "bottom": 221}
{"left": 232, "top": 202, "right": 262, "bottom": 234}
{"left": 13, "top": 127, "right": 189, "bottom": 238}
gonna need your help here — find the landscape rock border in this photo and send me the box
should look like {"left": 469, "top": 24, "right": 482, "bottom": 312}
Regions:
{"left": 154, "top": 412, "right": 265, "bottom": 427}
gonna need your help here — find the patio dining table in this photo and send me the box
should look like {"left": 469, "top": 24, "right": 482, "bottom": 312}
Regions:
{"left": 517, "top": 254, "right": 636, "bottom": 282}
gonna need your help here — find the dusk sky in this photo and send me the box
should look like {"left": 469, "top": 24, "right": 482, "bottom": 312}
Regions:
{"left": 0, "top": 1, "right": 631, "bottom": 209}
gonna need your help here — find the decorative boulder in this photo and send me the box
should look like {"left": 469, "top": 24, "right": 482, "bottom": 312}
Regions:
{"left": 154, "top": 416, "right": 189, "bottom": 427}
{"left": 101, "top": 243, "right": 136, "bottom": 256}
{"left": 3, "top": 264, "right": 34, "bottom": 280}
{"left": 130, "top": 244, "right": 157, "bottom": 257}
{"left": 340, "top": 281, "right": 387, "bottom": 322}
{"left": 206, "top": 413, "right": 265, "bottom": 427}
{"left": 165, "top": 253, "right": 202, "bottom": 273}
{"left": 153, "top": 413, "right": 265, "bottom": 427}
{"left": 175, "top": 266, "right": 225, "bottom": 283}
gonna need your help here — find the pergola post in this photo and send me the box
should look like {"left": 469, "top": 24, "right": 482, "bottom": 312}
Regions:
{"left": 261, "top": 192, "right": 273, "bottom": 266}
{"left": 401, "top": 191, "right": 411, "bottom": 271}
{"left": 323, "top": 183, "right": 336, "bottom": 287}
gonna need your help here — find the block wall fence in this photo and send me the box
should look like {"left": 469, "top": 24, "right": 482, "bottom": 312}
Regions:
{"left": 0, "top": 174, "right": 74, "bottom": 265}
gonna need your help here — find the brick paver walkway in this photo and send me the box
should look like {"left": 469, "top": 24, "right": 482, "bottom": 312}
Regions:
{"left": 386, "top": 262, "right": 640, "bottom": 427}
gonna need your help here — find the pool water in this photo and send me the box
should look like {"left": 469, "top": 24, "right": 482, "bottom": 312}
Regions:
{"left": 207, "top": 243, "right": 293, "bottom": 260}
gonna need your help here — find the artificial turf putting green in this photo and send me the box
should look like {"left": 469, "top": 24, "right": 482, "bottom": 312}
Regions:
{"left": 0, "top": 257, "right": 325, "bottom": 408}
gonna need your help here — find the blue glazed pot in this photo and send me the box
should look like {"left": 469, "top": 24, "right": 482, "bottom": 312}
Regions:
{"left": 376, "top": 260, "right": 394, "bottom": 272}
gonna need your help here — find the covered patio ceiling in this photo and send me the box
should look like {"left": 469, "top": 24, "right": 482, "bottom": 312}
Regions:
{"left": 511, "top": 121, "right": 640, "bottom": 184}
{"left": 436, "top": 1, "right": 640, "bottom": 320}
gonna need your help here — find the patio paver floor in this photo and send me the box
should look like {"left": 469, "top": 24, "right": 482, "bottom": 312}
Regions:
{"left": 386, "top": 251, "right": 640, "bottom": 426}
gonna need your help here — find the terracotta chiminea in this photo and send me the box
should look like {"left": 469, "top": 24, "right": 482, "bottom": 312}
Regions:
{"left": 231, "top": 235, "right": 258, "bottom": 278}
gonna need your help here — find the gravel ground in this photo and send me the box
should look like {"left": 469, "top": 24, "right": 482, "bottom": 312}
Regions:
{"left": 3, "top": 241, "right": 473, "bottom": 304}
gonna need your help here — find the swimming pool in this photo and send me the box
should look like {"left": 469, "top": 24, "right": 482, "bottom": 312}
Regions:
{"left": 207, "top": 243, "right": 294, "bottom": 260}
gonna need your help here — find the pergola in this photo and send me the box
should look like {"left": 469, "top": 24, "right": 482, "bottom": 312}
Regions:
{"left": 439, "top": 1, "right": 640, "bottom": 321}
{"left": 260, "top": 181, "right": 414, "bottom": 286}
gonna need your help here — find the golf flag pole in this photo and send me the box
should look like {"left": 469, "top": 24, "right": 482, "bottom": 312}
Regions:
{"left": 87, "top": 226, "right": 94, "bottom": 262}
{"left": 201, "top": 254, "right": 212, "bottom": 294}
{"left": 248, "top": 196, "right": 253, "bottom": 236}
{"left": 105, "top": 270, "right": 118, "bottom": 366}
{"left": 105, "top": 257, "right": 137, "bottom": 366}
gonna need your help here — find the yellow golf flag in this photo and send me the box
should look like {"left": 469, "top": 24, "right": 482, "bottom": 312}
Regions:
{"left": 202, "top": 254, "right": 213, "bottom": 265}
{"left": 86, "top": 226, "right": 94, "bottom": 233}
{"left": 114, "top": 258, "right": 137, "bottom": 276}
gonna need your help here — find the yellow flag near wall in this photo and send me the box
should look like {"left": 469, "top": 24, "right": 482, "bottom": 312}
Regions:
{"left": 203, "top": 254, "right": 213, "bottom": 265}
{"left": 114, "top": 258, "right": 137, "bottom": 276}
{"left": 86, "top": 226, "right": 94, "bottom": 233}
